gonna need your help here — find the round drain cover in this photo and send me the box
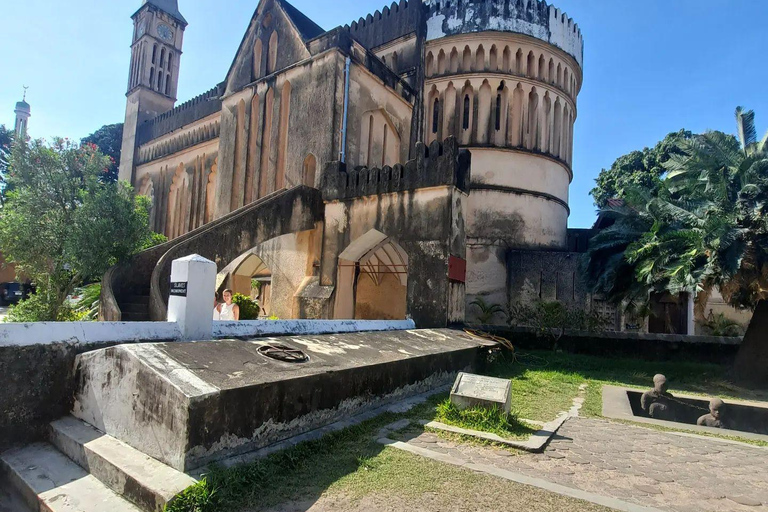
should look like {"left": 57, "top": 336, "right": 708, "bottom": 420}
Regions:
{"left": 257, "top": 344, "right": 309, "bottom": 363}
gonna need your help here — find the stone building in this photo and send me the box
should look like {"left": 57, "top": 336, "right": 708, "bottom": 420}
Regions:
{"left": 112, "top": 0, "right": 585, "bottom": 326}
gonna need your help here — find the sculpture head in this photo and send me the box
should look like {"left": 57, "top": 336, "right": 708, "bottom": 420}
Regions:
{"left": 709, "top": 398, "right": 725, "bottom": 419}
{"left": 653, "top": 374, "right": 668, "bottom": 393}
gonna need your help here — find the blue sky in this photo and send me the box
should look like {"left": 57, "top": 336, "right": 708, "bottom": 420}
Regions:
{"left": 1, "top": 0, "right": 767, "bottom": 227}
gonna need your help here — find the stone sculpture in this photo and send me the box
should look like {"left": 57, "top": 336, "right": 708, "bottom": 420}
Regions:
{"left": 697, "top": 398, "right": 725, "bottom": 428}
{"left": 640, "top": 374, "right": 676, "bottom": 421}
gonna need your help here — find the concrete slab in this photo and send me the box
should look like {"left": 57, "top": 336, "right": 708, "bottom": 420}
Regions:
{"left": 0, "top": 443, "right": 141, "bottom": 512}
{"left": 49, "top": 416, "right": 196, "bottom": 512}
{"left": 72, "top": 329, "right": 493, "bottom": 471}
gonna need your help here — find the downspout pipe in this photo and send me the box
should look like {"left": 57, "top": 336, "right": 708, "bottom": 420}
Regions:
{"left": 340, "top": 56, "right": 351, "bottom": 163}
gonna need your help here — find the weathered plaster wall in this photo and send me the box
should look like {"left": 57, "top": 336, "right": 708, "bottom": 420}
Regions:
{"left": 215, "top": 51, "right": 341, "bottom": 219}
{"left": 346, "top": 64, "right": 414, "bottom": 168}
{"left": 466, "top": 248, "right": 587, "bottom": 322}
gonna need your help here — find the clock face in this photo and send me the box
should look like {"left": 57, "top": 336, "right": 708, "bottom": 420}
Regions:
{"left": 157, "top": 23, "right": 174, "bottom": 42}
{"left": 137, "top": 22, "right": 147, "bottom": 37}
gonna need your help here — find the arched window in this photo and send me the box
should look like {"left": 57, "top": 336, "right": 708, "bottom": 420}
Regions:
{"left": 149, "top": 67, "right": 155, "bottom": 88}
{"left": 303, "top": 154, "right": 317, "bottom": 187}
{"left": 160, "top": 48, "right": 166, "bottom": 69}
{"left": 463, "top": 95, "right": 470, "bottom": 130}
{"left": 152, "top": 45, "right": 157, "bottom": 64}
{"left": 165, "top": 74, "right": 171, "bottom": 95}
{"left": 267, "top": 32, "right": 278, "bottom": 74}
{"left": 167, "top": 53, "right": 173, "bottom": 71}
{"left": 432, "top": 98, "right": 440, "bottom": 134}
{"left": 382, "top": 124, "right": 388, "bottom": 167}
{"left": 157, "top": 71, "right": 163, "bottom": 91}
{"left": 253, "top": 39, "right": 263, "bottom": 80}
{"left": 495, "top": 94, "right": 502, "bottom": 131}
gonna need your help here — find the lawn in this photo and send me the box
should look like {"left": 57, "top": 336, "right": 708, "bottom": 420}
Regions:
{"left": 166, "top": 349, "right": 764, "bottom": 512}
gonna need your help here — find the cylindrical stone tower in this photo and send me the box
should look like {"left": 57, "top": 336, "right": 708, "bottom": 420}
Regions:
{"left": 423, "top": 0, "right": 583, "bottom": 306}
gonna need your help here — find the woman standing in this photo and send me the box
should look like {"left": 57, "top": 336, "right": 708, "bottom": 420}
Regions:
{"left": 216, "top": 289, "right": 240, "bottom": 321}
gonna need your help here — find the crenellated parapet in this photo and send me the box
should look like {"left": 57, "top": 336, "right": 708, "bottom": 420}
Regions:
{"left": 137, "top": 83, "right": 225, "bottom": 145}
{"left": 321, "top": 137, "right": 471, "bottom": 201}
{"left": 341, "top": 0, "right": 422, "bottom": 51}
{"left": 424, "top": 0, "right": 583, "bottom": 67}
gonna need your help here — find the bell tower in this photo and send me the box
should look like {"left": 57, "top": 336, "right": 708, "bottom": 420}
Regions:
{"left": 119, "top": 0, "right": 188, "bottom": 184}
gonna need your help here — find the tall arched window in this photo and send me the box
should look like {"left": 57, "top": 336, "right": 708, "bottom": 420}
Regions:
{"left": 253, "top": 39, "right": 263, "bottom": 80}
{"left": 267, "top": 32, "right": 278, "bottom": 74}
{"left": 157, "top": 71, "right": 163, "bottom": 91}
{"left": 165, "top": 74, "right": 171, "bottom": 95}
{"left": 160, "top": 48, "right": 166, "bottom": 68}
{"left": 463, "top": 95, "right": 470, "bottom": 130}
{"left": 432, "top": 98, "right": 440, "bottom": 134}
{"left": 152, "top": 45, "right": 157, "bottom": 64}
{"left": 303, "top": 154, "right": 317, "bottom": 187}
{"left": 495, "top": 94, "right": 502, "bottom": 131}
{"left": 149, "top": 67, "right": 155, "bottom": 88}
{"left": 167, "top": 53, "right": 173, "bottom": 71}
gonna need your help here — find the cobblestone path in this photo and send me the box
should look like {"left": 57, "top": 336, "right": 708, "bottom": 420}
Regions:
{"left": 403, "top": 418, "right": 768, "bottom": 512}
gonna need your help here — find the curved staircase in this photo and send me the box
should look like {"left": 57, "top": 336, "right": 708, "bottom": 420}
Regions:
{"left": 101, "top": 186, "right": 323, "bottom": 321}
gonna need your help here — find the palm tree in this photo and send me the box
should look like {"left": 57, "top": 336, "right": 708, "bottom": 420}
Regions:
{"left": 584, "top": 107, "right": 768, "bottom": 386}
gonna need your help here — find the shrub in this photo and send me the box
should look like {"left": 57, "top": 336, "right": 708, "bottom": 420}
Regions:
{"left": 232, "top": 293, "right": 260, "bottom": 320}
{"left": 506, "top": 300, "right": 608, "bottom": 348}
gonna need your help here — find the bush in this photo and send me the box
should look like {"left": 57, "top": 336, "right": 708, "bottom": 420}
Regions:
{"left": 6, "top": 288, "right": 77, "bottom": 322}
{"left": 232, "top": 293, "right": 260, "bottom": 320}
{"left": 506, "top": 301, "right": 608, "bottom": 348}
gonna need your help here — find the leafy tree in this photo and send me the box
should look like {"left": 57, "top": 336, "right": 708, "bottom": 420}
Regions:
{"left": 0, "top": 124, "right": 14, "bottom": 201}
{"left": 583, "top": 107, "right": 768, "bottom": 386}
{"left": 0, "top": 138, "right": 152, "bottom": 321}
{"left": 591, "top": 129, "right": 694, "bottom": 209}
{"left": 506, "top": 301, "right": 608, "bottom": 349}
{"left": 81, "top": 123, "right": 123, "bottom": 183}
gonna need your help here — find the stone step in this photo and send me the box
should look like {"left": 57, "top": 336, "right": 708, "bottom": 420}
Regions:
{"left": 126, "top": 295, "right": 150, "bottom": 305}
{"left": 121, "top": 311, "right": 150, "bottom": 322}
{"left": 121, "top": 303, "right": 149, "bottom": 314}
{"left": 49, "top": 417, "right": 196, "bottom": 512}
{"left": 0, "top": 442, "right": 142, "bottom": 512}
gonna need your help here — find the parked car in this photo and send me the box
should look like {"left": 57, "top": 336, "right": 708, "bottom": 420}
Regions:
{"left": 0, "top": 282, "right": 24, "bottom": 305}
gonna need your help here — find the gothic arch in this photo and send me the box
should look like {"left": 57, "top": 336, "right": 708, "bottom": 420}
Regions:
{"left": 303, "top": 154, "right": 317, "bottom": 187}
{"left": 138, "top": 174, "right": 156, "bottom": 231}
{"left": 267, "top": 31, "right": 278, "bottom": 74}
{"left": 253, "top": 39, "right": 263, "bottom": 80}
{"left": 167, "top": 163, "right": 191, "bottom": 239}
{"left": 276, "top": 81, "right": 291, "bottom": 190}
{"left": 205, "top": 157, "right": 218, "bottom": 223}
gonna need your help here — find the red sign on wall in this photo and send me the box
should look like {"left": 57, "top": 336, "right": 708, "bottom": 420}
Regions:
{"left": 448, "top": 256, "right": 467, "bottom": 283}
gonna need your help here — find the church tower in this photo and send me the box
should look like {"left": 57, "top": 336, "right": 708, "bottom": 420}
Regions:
{"left": 119, "top": 0, "right": 187, "bottom": 184}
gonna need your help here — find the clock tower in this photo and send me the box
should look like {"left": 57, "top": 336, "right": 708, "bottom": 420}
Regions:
{"left": 119, "top": 0, "right": 187, "bottom": 183}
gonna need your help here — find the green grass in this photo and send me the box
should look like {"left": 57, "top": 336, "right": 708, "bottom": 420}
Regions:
{"left": 434, "top": 399, "right": 537, "bottom": 439}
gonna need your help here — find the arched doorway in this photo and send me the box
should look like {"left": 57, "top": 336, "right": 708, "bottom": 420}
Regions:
{"left": 335, "top": 230, "right": 408, "bottom": 320}
{"left": 219, "top": 252, "right": 273, "bottom": 317}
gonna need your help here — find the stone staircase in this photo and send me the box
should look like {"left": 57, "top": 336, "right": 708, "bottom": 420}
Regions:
{"left": 0, "top": 416, "right": 196, "bottom": 512}
{"left": 119, "top": 290, "right": 151, "bottom": 322}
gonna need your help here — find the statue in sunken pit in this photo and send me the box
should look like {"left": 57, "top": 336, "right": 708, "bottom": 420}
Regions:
{"left": 697, "top": 398, "right": 726, "bottom": 428}
{"left": 640, "top": 374, "right": 677, "bottom": 421}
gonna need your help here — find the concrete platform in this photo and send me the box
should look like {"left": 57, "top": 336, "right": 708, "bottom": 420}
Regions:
{"left": 72, "top": 329, "right": 492, "bottom": 471}
{"left": 0, "top": 443, "right": 141, "bottom": 512}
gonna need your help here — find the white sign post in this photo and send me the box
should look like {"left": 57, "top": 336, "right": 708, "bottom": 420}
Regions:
{"left": 167, "top": 254, "right": 216, "bottom": 341}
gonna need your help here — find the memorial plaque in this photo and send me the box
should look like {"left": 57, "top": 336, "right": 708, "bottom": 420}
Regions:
{"left": 170, "top": 282, "right": 188, "bottom": 297}
{"left": 450, "top": 372, "right": 512, "bottom": 414}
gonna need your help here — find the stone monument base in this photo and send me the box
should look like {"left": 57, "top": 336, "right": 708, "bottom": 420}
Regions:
{"left": 72, "top": 329, "right": 492, "bottom": 471}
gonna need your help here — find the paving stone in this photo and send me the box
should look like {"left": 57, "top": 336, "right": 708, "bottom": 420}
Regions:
{"left": 647, "top": 474, "right": 675, "bottom": 483}
{"left": 728, "top": 496, "right": 763, "bottom": 507}
{"left": 545, "top": 451, "right": 566, "bottom": 459}
{"left": 567, "top": 456, "right": 591, "bottom": 465}
{"left": 635, "top": 485, "right": 664, "bottom": 495}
